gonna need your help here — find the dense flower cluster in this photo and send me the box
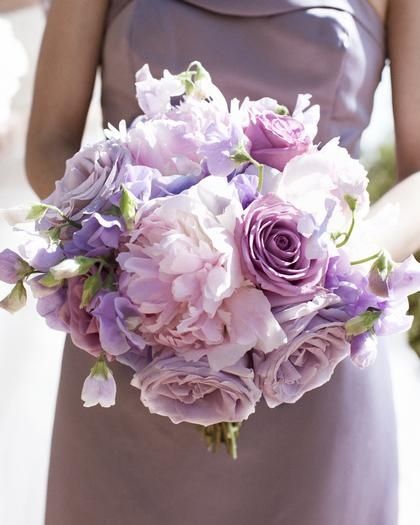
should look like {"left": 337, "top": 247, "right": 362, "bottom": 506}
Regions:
{"left": 1, "top": 63, "right": 419, "bottom": 455}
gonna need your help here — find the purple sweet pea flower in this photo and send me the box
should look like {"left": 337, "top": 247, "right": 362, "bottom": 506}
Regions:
{"left": 351, "top": 331, "right": 378, "bottom": 368}
{"left": 36, "top": 286, "right": 69, "bottom": 332}
{"left": 236, "top": 194, "right": 327, "bottom": 303}
{"left": 64, "top": 213, "right": 124, "bottom": 257}
{"left": 254, "top": 312, "right": 350, "bottom": 407}
{"left": 0, "top": 249, "right": 31, "bottom": 284}
{"left": 91, "top": 291, "right": 146, "bottom": 356}
{"left": 245, "top": 111, "right": 312, "bottom": 171}
{"left": 229, "top": 171, "right": 259, "bottom": 209}
{"left": 132, "top": 349, "right": 261, "bottom": 425}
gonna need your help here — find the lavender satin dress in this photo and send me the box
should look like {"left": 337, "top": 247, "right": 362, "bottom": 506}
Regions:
{"left": 45, "top": 2, "right": 398, "bottom": 524}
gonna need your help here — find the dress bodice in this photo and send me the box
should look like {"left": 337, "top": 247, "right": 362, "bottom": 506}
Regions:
{"left": 101, "top": 0, "right": 386, "bottom": 157}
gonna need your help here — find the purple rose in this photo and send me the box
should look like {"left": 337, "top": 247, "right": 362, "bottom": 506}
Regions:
{"left": 254, "top": 313, "right": 350, "bottom": 407}
{"left": 132, "top": 350, "right": 261, "bottom": 425}
{"left": 0, "top": 249, "right": 31, "bottom": 284}
{"left": 237, "top": 194, "right": 327, "bottom": 303}
{"left": 45, "top": 139, "right": 131, "bottom": 220}
{"left": 245, "top": 112, "right": 312, "bottom": 171}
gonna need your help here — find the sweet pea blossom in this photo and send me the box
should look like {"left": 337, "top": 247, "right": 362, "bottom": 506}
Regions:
{"left": 255, "top": 313, "right": 350, "bottom": 406}
{"left": 132, "top": 350, "right": 261, "bottom": 425}
{"left": 350, "top": 331, "right": 378, "bottom": 368}
{"left": 81, "top": 357, "right": 116, "bottom": 408}
{"left": 64, "top": 213, "right": 124, "bottom": 257}
{"left": 236, "top": 194, "right": 328, "bottom": 304}
{"left": 0, "top": 249, "right": 32, "bottom": 284}
{"left": 135, "top": 64, "right": 185, "bottom": 117}
{"left": 91, "top": 291, "right": 146, "bottom": 355}
{"left": 118, "top": 176, "right": 285, "bottom": 370}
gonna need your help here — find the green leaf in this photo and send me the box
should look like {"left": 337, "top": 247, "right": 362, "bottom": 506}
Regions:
{"left": 119, "top": 185, "right": 138, "bottom": 230}
{"left": 80, "top": 272, "right": 103, "bottom": 308}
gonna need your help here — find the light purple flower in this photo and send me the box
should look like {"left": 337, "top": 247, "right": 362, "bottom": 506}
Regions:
{"left": 92, "top": 292, "right": 145, "bottom": 356}
{"left": 280, "top": 139, "right": 369, "bottom": 229}
{"left": 351, "top": 331, "right": 378, "bottom": 368}
{"left": 237, "top": 194, "right": 327, "bottom": 303}
{"left": 135, "top": 64, "right": 185, "bottom": 117}
{"left": 245, "top": 111, "right": 313, "bottom": 171}
{"left": 118, "top": 176, "right": 285, "bottom": 370}
{"left": 64, "top": 213, "right": 124, "bottom": 257}
{"left": 255, "top": 313, "right": 350, "bottom": 407}
{"left": 81, "top": 367, "right": 116, "bottom": 408}
{"left": 132, "top": 350, "right": 261, "bottom": 425}
{"left": 127, "top": 119, "right": 201, "bottom": 177}
{"left": 0, "top": 249, "right": 31, "bottom": 284}
{"left": 36, "top": 286, "right": 69, "bottom": 331}
{"left": 45, "top": 139, "right": 132, "bottom": 220}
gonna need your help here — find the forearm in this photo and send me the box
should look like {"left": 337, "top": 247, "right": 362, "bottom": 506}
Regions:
{"left": 368, "top": 171, "right": 420, "bottom": 261}
{"left": 25, "top": 138, "right": 78, "bottom": 199}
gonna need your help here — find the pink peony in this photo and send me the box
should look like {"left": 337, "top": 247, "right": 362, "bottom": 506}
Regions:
{"left": 118, "top": 176, "right": 285, "bottom": 370}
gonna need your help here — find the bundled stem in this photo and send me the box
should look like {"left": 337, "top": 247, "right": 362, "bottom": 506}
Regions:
{"left": 198, "top": 422, "right": 242, "bottom": 459}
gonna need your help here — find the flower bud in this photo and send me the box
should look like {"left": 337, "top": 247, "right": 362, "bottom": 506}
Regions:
{"left": 81, "top": 357, "right": 116, "bottom": 408}
{"left": 119, "top": 185, "right": 138, "bottom": 230}
{"left": 345, "top": 309, "right": 382, "bottom": 337}
{"left": 80, "top": 272, "right": 103, "bottom": 308}
{"left": 0, "top": 280, "right": 27, "bottom": 313}
{"left": 50, "top": 256, "right": 96, "bottom": 280}
{"left": 0, "top": 249, "right": 32, "bottom": 284}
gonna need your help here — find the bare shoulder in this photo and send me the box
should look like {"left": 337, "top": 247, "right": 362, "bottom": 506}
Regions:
{"left": 368, "top": 0, "right": 388, "bottom": 23}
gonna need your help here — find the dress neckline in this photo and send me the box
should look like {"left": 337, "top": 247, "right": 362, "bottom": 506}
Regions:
{"left": 178, "top": 0, "right": 384, "bottom": 41}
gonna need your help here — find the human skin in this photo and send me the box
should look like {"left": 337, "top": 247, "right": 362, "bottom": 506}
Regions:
{"left": 25, "top": 0, "right": 420, "bottom": 260}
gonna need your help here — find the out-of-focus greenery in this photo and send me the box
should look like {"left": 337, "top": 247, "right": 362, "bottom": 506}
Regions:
{"left": 365, "top": 144, "right": 420, "bottom": 357}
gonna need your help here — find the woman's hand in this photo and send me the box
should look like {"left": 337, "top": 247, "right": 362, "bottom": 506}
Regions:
{"left": 25, "top": 0, "right": 109, "bottom": 199}
{"left": 369, "top": 0, "right": 420, "bottom": 261}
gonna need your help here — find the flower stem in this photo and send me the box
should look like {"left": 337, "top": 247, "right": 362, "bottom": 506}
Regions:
{"left": 336, "top": 211, "right": 355, "bottom": 248}
{"left": 198, "top": 422, "right": 242, "bottom": 459}
{"left": 350, "top": 250, "right": 382, "bottom": 266}
{"left": 256, "top": 163, "right": 264, "bottom": 193}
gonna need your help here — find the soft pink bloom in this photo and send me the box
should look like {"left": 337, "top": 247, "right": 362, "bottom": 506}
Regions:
{"left": 118, "top": 176, "right": 285, "bottom": 370}
{"left": 280, "top": 138, "right": 369, "bottom": 229}
{"left": 127, "top": 119, "right": 202, "bottom": 177}
{"left": 132, "top": 349, "right": 261, "bottom": 425}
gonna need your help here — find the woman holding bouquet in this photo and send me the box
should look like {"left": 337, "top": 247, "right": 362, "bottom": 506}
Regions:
{"left": 26, "top": 1, "right": 420, "bottom": 524}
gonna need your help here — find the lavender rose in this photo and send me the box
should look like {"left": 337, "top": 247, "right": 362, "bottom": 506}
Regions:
{"left": 132, "top": 350, "right": 262, "bottom": 425}
{"left": 237, "top": 194, "right": 327, "bottom": 303}
{"left": 45, "top": 139, "right": 131, "bottom": 220}
{"left": 255, "top": 313, "right": 350, "bottom": 407}
{"left": 245, "top": 111, "right": 312, "bottom": 171}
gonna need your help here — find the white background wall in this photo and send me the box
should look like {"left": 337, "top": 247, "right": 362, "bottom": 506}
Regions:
{"left": 0, "top": 5, "right": 419, "bottom": 525}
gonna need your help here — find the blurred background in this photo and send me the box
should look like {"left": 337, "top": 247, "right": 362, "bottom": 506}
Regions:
{"left": 0, "top": 3, "right": 419, "bottom": 524}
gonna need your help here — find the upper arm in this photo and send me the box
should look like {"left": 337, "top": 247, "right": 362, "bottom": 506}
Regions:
{"left": 27, "top": 0, "right": 109, "bottom": 152}
{"left": 388, "top": 0, "right": 420, "bottom": 180}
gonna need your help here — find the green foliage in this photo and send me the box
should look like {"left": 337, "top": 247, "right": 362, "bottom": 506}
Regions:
{"left": 365, "top": 145, "right": 420, "bottom": 357}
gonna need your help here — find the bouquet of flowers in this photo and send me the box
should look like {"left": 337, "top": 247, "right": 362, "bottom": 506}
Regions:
{"left": 1, "top": 62, "right": 419, "bottom": 459}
